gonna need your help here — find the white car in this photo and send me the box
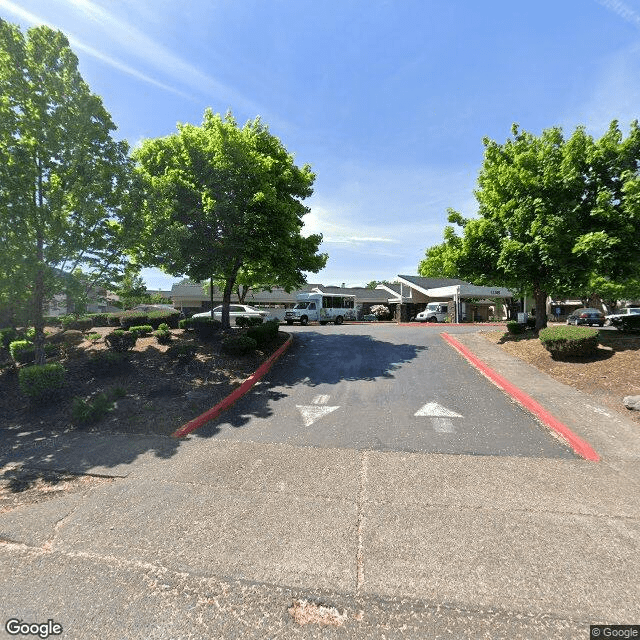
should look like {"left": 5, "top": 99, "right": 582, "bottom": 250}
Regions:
{"left": 191, "top": 304, "right": 271, "bottom": 324}
{"left": 415, "top": 302, "right": 449, "bottom": 323}
{"left": 605, "top": 307, "right": 640, "bottom": 325}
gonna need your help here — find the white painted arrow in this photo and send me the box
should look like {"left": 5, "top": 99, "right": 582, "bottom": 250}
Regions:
{"left": 414, "top": 402, "right": 463, "bottom": 434}
{"left": 296, "top": 394, "right": 339, "bottom": 427}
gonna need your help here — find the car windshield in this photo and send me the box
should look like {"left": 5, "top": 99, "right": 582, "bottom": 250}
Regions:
{"left": 294, "top": 302, "right": 310, "bottom": 310}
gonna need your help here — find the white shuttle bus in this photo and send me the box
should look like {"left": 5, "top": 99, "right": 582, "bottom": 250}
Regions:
{"left": 284, "top": 292, "right": 356, "bottom": 326}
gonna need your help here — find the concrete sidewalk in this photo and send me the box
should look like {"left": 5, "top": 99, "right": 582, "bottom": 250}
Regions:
{"left": 1, "top": 333, "right": 639, "bottom": 638}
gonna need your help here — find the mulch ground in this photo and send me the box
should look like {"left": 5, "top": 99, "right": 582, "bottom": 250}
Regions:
{"left": 480, "top": 327, "right": 640, "bottom": 425}
{"left": 0, "top": 326, "right": 289, "bottom": 437}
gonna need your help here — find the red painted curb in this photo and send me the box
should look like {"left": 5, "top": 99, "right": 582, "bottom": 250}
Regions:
{"left": 171, "top": 334, "right": 293, "bottom": 438}
{"left": 441, "top": 332, "right": 600, "bottom": 462}
{"left": 397, "top": 322, "right": 506, "bottom": 327}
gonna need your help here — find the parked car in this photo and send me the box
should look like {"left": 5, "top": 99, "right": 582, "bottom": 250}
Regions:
{"left": 566, "top": 308, "right": 605, "bottom": 327}
{"left": 605, "top": 307, "right": 640, "bottom": 329}
{"left": 191, "top": 304, "right": 271, "bottom": 324}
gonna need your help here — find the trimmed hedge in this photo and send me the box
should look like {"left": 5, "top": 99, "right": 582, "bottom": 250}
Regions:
{"left": 221, "top": 335, "right": 257, "bottom": 356}
{"left": 18, "top": 363, "right": 66, "bottom": 402}
{"left": 9, "top": 340, "right": 57, "bottom": 364}
{"left": 246, "top": 319, "right": 280, "bottom": 347}
{"left": 119, "top": 311, "right": 149, "bottom": 330}
{"left": 539, "top": 326, "right": 599, "bottom": 359}
{"left": 43, "top": 316, "right": 62, "bottom": 327}
{"left": 179, "top": 318, "right": 193, "bottom": 330}
{"left": 61, "top": 315, "right": 93, "bottom": 331}
{"left": 129, "top": 324, "right": 153, "bottom": 337}
{"left": 506, "top": 320, "right": 526, "bottom": 335}
{"left": 105, "top": 329, "right": 138, "bottom": 352}
{"left": 236, "top": 316, "right": 264, "bottom": 327}
{"left": 166, "top": 343, "right": 197, "bottom": 361}
{"left": 192, "top": 316, "right": 222, "bottom": 340}
{"left": 87, "top": 313, "right": 111, "bottom": 327}
{"left": 86, "top": 351, "right": 129, "bottom": 376}
{"left": 147, "top": 309, "right": 180, "bottom": 329}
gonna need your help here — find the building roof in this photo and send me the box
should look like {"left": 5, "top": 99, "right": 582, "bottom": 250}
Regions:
{"left": 397, "top": 275, "right": 471, "bottom": 291}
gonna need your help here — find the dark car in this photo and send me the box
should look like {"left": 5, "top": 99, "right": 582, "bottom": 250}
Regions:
{"left": 566, "top": 308, "right": 605, "bottom": 327}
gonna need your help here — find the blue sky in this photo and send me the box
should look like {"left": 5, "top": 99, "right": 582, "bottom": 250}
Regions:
{"left": 3, "top": 0, "right": 640, "bottom": 289}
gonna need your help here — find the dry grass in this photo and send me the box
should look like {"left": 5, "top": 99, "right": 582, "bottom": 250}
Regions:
{"left": 481, "top": 328, "right": 640, "bottom": 424}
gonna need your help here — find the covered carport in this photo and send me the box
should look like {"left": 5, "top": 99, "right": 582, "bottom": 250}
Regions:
{"left": 424, "top": 284, "right": 514, "bottom": 323}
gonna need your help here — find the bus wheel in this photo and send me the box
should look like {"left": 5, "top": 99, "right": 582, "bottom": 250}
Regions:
{"left": 300, "top": 316, "right": 308, "bottom": 326}
{"left": 286, "top": 320, "right": 293, "bottom": 326}
{"left": 335, "top": 316, "right": 343, "bottom": 325}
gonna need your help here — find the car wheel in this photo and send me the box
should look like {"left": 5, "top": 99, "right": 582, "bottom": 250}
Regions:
{"left": 428, "top": 317, "right": 437, "bottom": 323}
{"left": 300, "top": 316, "right": 308, "bottom": 326}
{"left": 335, "top": 316, "right": 343, "bottom": 325}
{"left": 286, "top": 320, "right": 293, "bottom": 325}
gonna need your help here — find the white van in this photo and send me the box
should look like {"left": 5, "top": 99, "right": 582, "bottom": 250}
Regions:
{"left": 416, "top": 301, "right": 449, "bottom": 323}
{"left": 284, "top": 293, "right": 356, "bottom": 325}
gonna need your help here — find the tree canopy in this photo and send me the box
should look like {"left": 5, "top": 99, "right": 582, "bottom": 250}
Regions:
{"left": 0, "top": 20, "right": 138, "bottom": 360}
{"left": 133, "top": 109, "right": 327, "bottom": 328}
{"left": 419, "top": 121, "right": 640, "bottom": 329}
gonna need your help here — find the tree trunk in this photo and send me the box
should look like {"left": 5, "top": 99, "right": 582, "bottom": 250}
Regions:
{"left": 237, "top": 285, "right": 248, "bottom": 304}
{"left": 533, "top": 284, "right": 548, "bottom": 332}
{"left": 209, "top": 277, "right": 214, "bottom": 318}
{"left": 34, "top": 160, "right": 46, "bottom": 366}
{"left": 221, "top": 279, "right": 234, "bottom": 330}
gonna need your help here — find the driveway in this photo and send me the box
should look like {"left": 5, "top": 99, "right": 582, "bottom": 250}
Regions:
{"left": 194, "top": 324, "right": 576, "bottom": 459}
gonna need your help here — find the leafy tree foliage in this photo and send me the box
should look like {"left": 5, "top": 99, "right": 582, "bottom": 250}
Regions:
{"left": 0, "top": 21, "right": 138, "bottom": 361}
{"left": 133, "top": 109, "right": 327, "bottom": 328}
{"left": 420, "top": 121, "right": 640, "bottom": 329}
{"left": 365, "top": 280, "right": 392, "bottom": 289}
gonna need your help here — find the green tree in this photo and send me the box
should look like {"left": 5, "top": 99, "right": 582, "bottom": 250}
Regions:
{"left": 115, "top": 268, "right": 149, "bottom": 310}
{"left": 420, "top": 122, "right": 640, "bottom": 330}
{"left": 0, "top": 21, "right": 138, "bottom": 361}
{"left": 365, "top": 280, "right": 392, "bottom": 289}
{"left": 133, "top": 109, "right": 327, "bottom": 328}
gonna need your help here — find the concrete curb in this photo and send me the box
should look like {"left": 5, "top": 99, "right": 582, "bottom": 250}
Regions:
{"left": 441, "top": 332, "right": 600, "bottom": 462}
{"left": 171, "top": 334, "right": 293, "bottom": 438}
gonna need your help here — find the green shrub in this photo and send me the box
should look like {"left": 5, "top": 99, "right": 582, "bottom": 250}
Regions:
{"left": 87, "top": 332, "right": 102, "bottom": 344}
{"left": 178, "top": 318, "right": 193, "bottom": 330}
{"left": 0, "top": 327, "right": 18, "bottom": 350}
{"left": 61, "top": 315, "right": 93, "bottom": 331}
{"left": 166, "top": 343, "right": 198, "bottom": 361}
{"left": 9, "top": 340, "right": 40, "bottom": 364}
{"left": 72, "top": 392, "right": 114, "bottom": 425}
{"left": 247, "top": 319, "right": 280, "bottom": 347}
{"left": 129, "top": 324, "right": 153, "bottom": 337}
{"left": 526, "top": 316, "right": 536, "bottom": 329}
{"left": 221, "top": 335, "right": 257, "bottom": 356}
{"left": 105, "top": 329, "right": 138, "bottom": 352}
{"left": 506, "top": 321, "right": 526, "bottom": 335}
{"left": 539, "top": 326, "right": 599, "bottom": 359}
{"left": 192, "top": 316, "right": 222, "bottom": 340}
{"left": 157, "top": 323, "right": 170, "bottom": 331}
{"left": 119, "top": 311, "right": 149, "bottom": 330}
{"left": 43, "top": 316, "right": 62, "bottom": 327}
{"left": 155, "top": 329, "right": 172, "bottom": 345}
{"left": 147, "top": 309, "right": 180, "bottom": 329}
{"left": 236, "top": 316, "right": 264, "bottom": 327}
{"left": 86, "top": 351, "right": 128, "bottom": 376}
{"left": 87, "top": 313, "right": 110, "bottom": 327}
{"left": 107, "top": 313, "right": 122, "bottom": 327}
{"left": 18, "top": 363, "right": 66, "bottom": 402}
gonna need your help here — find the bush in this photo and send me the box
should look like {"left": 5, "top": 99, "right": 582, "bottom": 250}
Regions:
{"left": 61, "top": 315, "right": 93, "bottom": 331}
{"left": 526, "top": 316, "right": 536, "bottom": 329}
{"left": 107, "top": 313, "right": 122, "bottom": 327}
{"left": 129, "top": 324, "right": 153, "bottom": 337}
{"left": 539, "top": 326, "right": 599, "bottom": 359}
{"left": 43, "top": 316, "right": 62, "bottom": 327}
{"left": 18, "top": 363, "right": 66, "bottom": 402}
{"left": 179, "top": 318, "right": 193, "bottom": 330}
{"left": 236, "top": 316, "right": 264, "bottom": 327}
{"left": 86, "top": 351, "right": 128, "bottom": 376}
{"left": 72, "top": 392, "right": 115, "bottom": 425}
{"left": 166, "top": 343, "right": 197, "bottom": 361}
{"left": 87, "top": 332, "right": 102, "bottom": 344}
{"left": 105, "top": 330, "right": 138, "bottom": 352}
{"left": 221, "top": 335, "right": 257, "bottom": 356}
{"left": 147, "top": 309, "right": 180, "bottom": 329}
{"left": 155, "top": 329, "right": 172, "bottom": 345}
{"left": 119, "top": 311, "right": 149, "bottom": 330}
{"left": 0, "top": 327, "right": 17, "bottom": 350}
{"left": 506, "top": 320, "right": 526, "bottom": 335}
{"left": 9, "top": 340, "right": 57, "bottom": 364}
{"left": 192, "top": 316, "right": 222, "bottom": 340}
{"left": 246, "top": 319, "right": 280, "bottom": 347}
{"left": 87, "top": 313, "right": 111, "bottom": 327}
